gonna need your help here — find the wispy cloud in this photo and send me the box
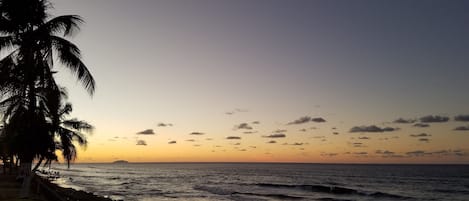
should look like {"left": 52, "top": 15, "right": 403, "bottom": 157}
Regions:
{"left": 413, "top": 123, "right": 430, "bottom": 128}
{"left": 311, "top": 117, "right": 326, "bottom": 123}
{"left": 168, "top": 140, "right": 177, "bottom": 144}
{"left": 358, "top": 136, "right": 370, "bottom": 140}
{"left": 393, "top": 118, "right": 416, "bottom": 124}
{"left": 287, "top": 116, "right": 311, "bottom": 125}
{"left": 353, "top": 152, "right": 368, "bottom": 155}
{"left": 190, "top": 132, "right": 205, "bottom": 135}
{"left": 273, "top": 129, "right": 287, "bottom": 133}
{"left": 419, "top": 115, "right": 449, "bottom": 123}
{"left": 226, "top": 136, "right": 241, "bottom": 140}
{"left": 410, "top": 133, "right": 431, "bottom": 137}
{"left": 263, "top": 133, "right": 286, "bottom": 138}
{"left": 375, "top": 150, "right": 395, "bottom": 155}
{"left": 136, "top": 129, "right": 155, "bottom": 135}
{"left": 136, "top": 140, "right": 147, "bottom": 146}
{"left": 185, "top": 139, "right": 195, "bottom": 142}
{"left": 454, "top": 115, "right": 469, "bottom": 122}
{"left": 454, "top": 126, "right": 469, "bottom": 131}
{"left": 234, "top": 123, "right": 253, "bottom": 130}
{"left": 267, "top": 140, "right": 277, "bottom": 144}
{"left": 252, "top": 121, "right": 260, "bottom": 124}
{"left": 419, "top": 138, "right": 430, "bottom": 142}
{"left": 243, "top": 131, "right": 258, "bottom": 134}
{"left": 225, "top": 108, "right": 249, "bottom": 115}
{"left": 320, "top": 152, "right": 338, "bottom": 157}
{"left": 406, "top": 149, "right": 468, "bottom": 157}
{"left": 349, "top": 125, "right": 398, "bottom": 133}
{"left": 406, "top": 150, "right": 426, "bottom": 156}
{"left": 157, "top": 122, "right": 173, "bottom": 127}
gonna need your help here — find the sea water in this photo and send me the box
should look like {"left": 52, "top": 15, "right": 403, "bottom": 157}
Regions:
{"left": 46, "top": 163, "right": 469, "bottom": 201}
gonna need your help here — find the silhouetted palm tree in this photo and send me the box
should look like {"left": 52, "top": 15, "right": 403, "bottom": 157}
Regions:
{"left": 0, "top": 0, "right": 95, "bottom": 175}
{"left": 44, "top": 89, "right": 93, "bottom": 169}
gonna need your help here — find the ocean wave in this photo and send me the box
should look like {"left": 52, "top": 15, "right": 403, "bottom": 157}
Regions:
{"left": 253, "top": 183, "right": 410, "bottom": 199}
{"left": 193, "top": 185, "right": 304, "bottom": 200}
{"left": 433, "top": 189, "right": 469, "bottom": 194}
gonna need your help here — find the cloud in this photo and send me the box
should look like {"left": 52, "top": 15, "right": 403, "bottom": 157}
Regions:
{"left": 455, "top": 115, "right": 469, "bottom": 122}
{"left": 168, "top": 140, "right": 177, "bottom": 144}
{"left": 225, "top": 108, "right": 248, "bottom": 115}
{"left": 243, "top": 131, "right": 258, "bottom": 134}
{"left": 234, "top": 123, "right": 253, "bottom": 130}
{"left": 375, "top": 150, "right": 395, "bottom": 155}
{"left": 406, "top": 149, "right": 468, "bottom": 157}
{"left": 185, "top": 139, "right": 195, "bottom": 142}
{"left": 393, "top": 118, "right": 416, "bottom": 124}
{"left": 206, "top": 138, "right": 213, "bottom": 141}
{"left": 410, "top": 133, "right": 431, "bottom": 137}
{"left": 136, "top": 129, "right": 155, "bottom": 135}
{"left": 267, "top": 140, "right": 277, "bottom": 144}
{"left": 299, "top": 128, "right": 307, "bottom": 132}
{"left": 190, "top": 132, "right": 205, "bottom": 135}
{"left": 136, "top": 140, "right": 147, "bottom": 146}
{"left": 333, "top": 132, "right": 339, "bottom": 135}
{"left": 311, "top": 117, "right": 326, "bottom": 123}
{"left": 406, "top": 150, "right": 426, "bottom": 156}
{"left": 419, "top": 115, "right": 449, "bottom": 123}
{"left": 292, "top": 142, "right": 304, "bottom": 146}
{"left": 375, "top": 150, "right": 404, "bottom": 158}
{"left": 312, "top": 136, "right": 325, "bottom": 139}
{"left": 273, "top": 129, "right": 287, "bottom": 133}
{"left": 413, "top": 123, "right": 430, "bottom": 128}
{"left": 419, "top": 138, "right": 430, "bottom": 142}
{"left": 320, "top": 152, "right": 338, "bottom": 157}
{"left": 226, "top": 136, "right": 241, "bottom": 140}
{"left": 349, "top": 125, "right": 398, "bottom": 133}
{"left": 287, "top": 116, "right": 311, "bottom": 125}
{"left": 157, "top": 123, "right": 173, "bottom": 127}
{"left": 263, "top": 133, "right": 286, "bottom": 138}
{"left": 454, "top": 126, "right": 469, "bottom": 131}
{"left": 252, "top": 121, "right": 260, "bottom": 124}
{"left": 352, "top": 142, "right": 365, "bottom": 147}
{"left": 358, "top": 136, "right": 370, "bottom": 140}
{"left": 353, "top": 152, "right": 368, "bottom": 155}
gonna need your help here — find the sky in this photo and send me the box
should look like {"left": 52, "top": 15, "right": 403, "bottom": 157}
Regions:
{"left": 47, "top": 0, "right": 469, "bottom": 163}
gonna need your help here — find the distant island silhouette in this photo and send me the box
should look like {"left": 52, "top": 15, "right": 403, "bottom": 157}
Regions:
{"left": 112, "top": 160, "right": 129, "bottom": 164}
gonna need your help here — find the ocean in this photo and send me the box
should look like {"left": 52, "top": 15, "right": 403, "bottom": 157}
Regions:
{"left": 44, "top": 163, "right": 469, "bottom": 201}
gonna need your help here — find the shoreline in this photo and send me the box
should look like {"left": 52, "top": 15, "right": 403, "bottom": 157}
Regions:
{"left": 0, "top": 172, "right": 114, "bottom": 201}
{"left": 34, "top": 174, "right": 115, "bottom": 201}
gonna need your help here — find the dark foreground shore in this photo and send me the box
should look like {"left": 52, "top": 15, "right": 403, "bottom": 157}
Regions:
{"left": 0, "top": 173, "right": 113, "bottom": 201}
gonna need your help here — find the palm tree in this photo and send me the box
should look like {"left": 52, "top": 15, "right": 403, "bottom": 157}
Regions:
{"left": 38, "top": 88, "right": 93, "bottom": 170}
{"left": 0, "top": 0, "right": 95, "bottom": 175}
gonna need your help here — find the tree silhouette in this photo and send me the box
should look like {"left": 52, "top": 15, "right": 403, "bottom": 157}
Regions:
{"left": 0, "top": 0, "right": 95, "bottom": 177}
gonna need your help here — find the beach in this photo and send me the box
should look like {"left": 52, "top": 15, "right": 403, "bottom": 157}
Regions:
{"left": 0, "top": 170, "right": 112, "bottom": 201}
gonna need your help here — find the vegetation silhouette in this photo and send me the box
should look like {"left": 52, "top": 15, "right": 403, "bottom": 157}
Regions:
{"left": 0, "top": 0, "right": 95, "bottom": 197}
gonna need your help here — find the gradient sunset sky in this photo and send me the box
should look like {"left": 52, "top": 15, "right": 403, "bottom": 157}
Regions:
{"left": 50, "top": 0, "right": 469, "bottom": 163}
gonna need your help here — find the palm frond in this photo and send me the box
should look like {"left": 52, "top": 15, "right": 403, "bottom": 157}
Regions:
{"left": 0, "top": 35, "right": 16, "bottom": 50}
{"left": 62, "top": 119, "right": 94, "bottom": 134}
{"left": 51, "top": 36, "right": 95, "bottom": 95}
{"left": 40, "top": 15, "right": 84, "bottom": 37}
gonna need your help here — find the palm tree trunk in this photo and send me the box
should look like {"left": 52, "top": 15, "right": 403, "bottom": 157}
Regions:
{"left": 32, "top": 156, "right": 44, "bottom": 172}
